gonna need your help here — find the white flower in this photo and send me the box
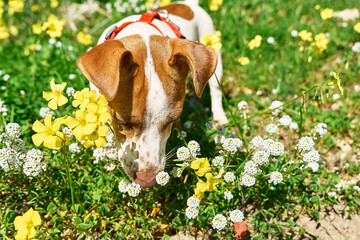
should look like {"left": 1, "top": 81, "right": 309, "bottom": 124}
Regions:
{"left": 262, "top": 139, "right": 275, "bottom": 152}
{"left": 49, "top": 38, "right": 56, "bottom": 44}
{"left": 279, "top": 115, "right": 292, "bottom": 127}
{"left": 223, "top": 138, "right": 241, "bottom": 154}
{"left": 188, "top": 140, "right": 200, "bottom": 157}
{"left": 252, "top": 150, "right": 270, "bottom": 165}
{"left": 303, "top": 149, "right": 320, "bottom": 162}
{"left": 354, "top": 84, "right": 360, "bottom": 92}
{"left": 176, "top": 192, "right": 184, "bottom": 200}
{"left": 26, "top": 149, "right": 43, "bottom": 162}
{"left": 291, "top": 30, "right": 298, "bottom": 37}
{"left": 69, "top": 143, "right": 81, "bottom": 153}
{"left": 269, "top": 141, "right": 285, "bottom": 156}
{"left": 229, "top": 210, "right": 244, "bottom": 223}
{"left": 244, "top": 161, "right": 258, "bottom": 176}
{"left": 126, "top": 182, "right": 141, "bottom": 197}
{"left": 155, "top": 171, "right": 170, "bottom": 186}
{"left": 332, "top": 93, "right": 340, "bottom": 100}
{"left": 183, "top": 120, "right": 193, "bottom": 129}
{"left": 5, "top": 123, "right": 21, "bottom": 139}
{"left": 267, "top": 36, "right": 275, "bottom": 44}
{"left": 307, "top": 161, "right": 319, "bottom": 172}
{"left": 3, "top": 74, "right": 10, "bottom": 81}
{"left": 55, "top": 41, "right": 63, "bottom": 48}
{"left": 335, "top": 183, "right": 342, "bottom": 191}
{"left": 93, "top": 147, "right": 107, "bottom": 163}
{"left": 290, "top": 122, "right": 299, "bottom": 130}
{"left": 241, "top": 174, "right": 256, "bottom": 187}
{"left": 106, "top": 148, "right": 118, "bottom": 160}
{"left": 351, "top": 42, "right": 360, "bottom": 53}
{"left": 185, "top": 207, "right": 199, "bottom": 219}
{"left": 224, "top": 172, "right": 235, "bottom": 182}
{"left": 297, "top": 137, "right": 315, "bottom": 151}
{"left": 177, "top": 130, "right": 187, "bottom": 139}
{"left": 177, "top": 147, "right": 190, "bottom": 160}
{"left": 269, "top": 171, "right": 283, "bottom": 185}
{"left": 266, "top": 124, "right": 278, "bottom": 135}
{"left": 66, "top": 87, "right": 75, "bottom": 96}
{"left": 212, "top": 156, "right": 225, "bottom": 167}
{"left": 105, "top": 163, "right": 116, "bottom": 171}
{"left": 328, "top": 191, "right": 337, "bottom": 199}
{"left": 118, "top": 179, "right": 130, "bottom": 193}
{"left": 19, "top": 90, "right": 25, "bottom": 96}
{"left": 353, "top": 186, "right": 360, "bottom": 191}
{"left": 68, "top": 45, "right": 73, "bottom": 51}
{"left": 224, "top": 190, "right": 233, "bottom": 200}
{"left": 212, "top": 214, "right": 227, "bottom": 231}
{"left": 269, "top": 100, "right": 283, "bottom": 115}
{"left": 237, "top": 101, "right": 248, "bottom": 111}
{"left": 187, "top": 196, "right": 200, "bottom": 208}
{"left": 214, "top": 135, "right": 225, "bottom": 144}
{"left": 68, "top": 74, "right": 76, "bottom": 80}
{"left": 250, "top": 136, "right": 263, "bottom": 148}
{"left": 171, "top": 167, "right": 182, "bottom": 178}
{"left": 314, "top": 123, "right": 327, "bottom": 136}
{"left": 39, "top": 107, "right": 54, "bottom": 118}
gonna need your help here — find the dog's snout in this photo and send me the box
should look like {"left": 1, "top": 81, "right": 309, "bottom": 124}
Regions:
{"left": 134, "top": 167, "right": 158, "bottom": 188}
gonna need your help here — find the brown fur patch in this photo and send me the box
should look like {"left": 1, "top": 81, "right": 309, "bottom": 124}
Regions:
{"left": 153, "top": 3, "right": 194, "bottom": 20}
{"left": 107, "top": 35, "right": 148, "bottom": 142}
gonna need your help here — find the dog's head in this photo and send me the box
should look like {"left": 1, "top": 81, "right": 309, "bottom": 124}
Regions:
{"left": 77, "top": 35, "right": 217, "bottom": 187}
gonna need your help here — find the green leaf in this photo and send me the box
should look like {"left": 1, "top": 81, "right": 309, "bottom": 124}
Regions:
{"left": 79, "top": 223, "right": 90, "bottom": 230}
{"left": 287, "top": 220, "right": 295, "bottom": 228}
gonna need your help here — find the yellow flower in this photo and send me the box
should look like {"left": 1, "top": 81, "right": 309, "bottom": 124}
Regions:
{"left": 209, "top": 0, "right": 223, "bottom": 11}
{"left": 8, "top": 0, "right": 24, "bottom": 15}
{"left": 193, "top": 186, "right": 205, "bottom": 200}
{"left": 145, "top": 0, "right": 155, "bottom": 10}
{"left": 320, "top": 8, "right": 333, "bottom": 20}
{"left": 31, "top": 4, "right": 40, "bottom": 12}
{"left": 14, "top": 208, "right": 41, "bottom": 240}
{"left": 42, "top": 14, "right": 65, "bottom": 39}
{"left": 190, "top": 158, "right": 211, "bottom": 177}
{"left": 196, "top": 173, "right": 221, "bottom": 192}
{"left": 32, "top": 23, "right": 42, "bottom": 35}
{"left": 201, "top": 33, "right": 222, "bottom": 51}
{"left": 298, "top": 30, "right": 313, "bottom": 42}
{"left": 238, "top": 57, "right": 250, "bottom": 66}
{"left": 159, "top": 0, "right": 171, "bottom": 7}
{"left": 312, "top": 33, "right": 330, "bottom": 54}
{"left": 43, "top": 79, "right": 68, "bottom": 110}
{"left": 72, "top": 88, "right": 98, "bottom": 109}
{"left": 315, "top": 4, "right": 320, "bottom": 10}
{"left": 354, "top": 22, "right": 360, "bottom": 34}
{"left": 50, "top": 0, "right": 58, "bottom": 8}
{"left": 77, "top": 29, "right": 92, "bottom": 46}
{"left": 327, "top": 72, "right": 344, "bottom": 95}
{"left": 32, "top": 114, "right": 68, "bottom": 150}
{"left": 0, "top": 26, "right": 9, "bottom": 40}
{"left": 248, "top": 35, "right": 262, "bottom": 50}
{"left": 82, "top": 125, "right": 108, "bottom": 148}
{"left": 9, "top": 26, "right": 18, "bottom": 36}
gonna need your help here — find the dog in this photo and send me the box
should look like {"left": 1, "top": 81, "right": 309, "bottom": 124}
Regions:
{"left": 77, "top": 0, "right": 227, "bottom": 187}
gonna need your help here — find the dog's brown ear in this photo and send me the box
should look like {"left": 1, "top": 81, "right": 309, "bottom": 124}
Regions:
{"left": 169, "top": 38, "right": 218, "bottom": 97}
{"left": 77, "top": 40, "right": 137, "bottom": 101}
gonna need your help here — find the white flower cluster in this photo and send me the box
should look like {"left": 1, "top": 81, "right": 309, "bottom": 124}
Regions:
{"left": 328, "top": 191, "right": 338, "bottom": 199}
{"left": 266, "top": 124, "right": 278, "bottom": 135}
{"left": 241, "top": 173, "right": 256, "bottom": 187}
{"left": 224, "top": 190, "right": 233, "bottom": 200}
{"left": 229, "top": 210, "right": 244, "bottom": 223}
{"left": 177, "top": 147, "right": 190, "bottom": 161}
{"left": 69, "top": 143, "right": 81, "bottom": 153}
{"left": 118, "top": 179, "right": 141, "bottom": 197}
{"left": 188, "top": 140, "right": 200, "bottom": 157}
{"left": 222, "top": 138, "right": 243, "bottom": 154}
{"left": 155, "top": 171, "right": 170, "bottom": 186}
{"left": 66, "top": 87, "right": 75, "bottom": 97}
{"left": 212, "top": 156, "right": 225, "bottom": 167}
{"left": 269, "top": 171, "right": 283, "bottom": 185}
{"left": 297, "top": 136, "right": 315, "bottom": 151}
{"left": 0, "top": 99, "right": 8, "bottom": 116}
{"left": 278, "top": 115, "right": 292, "bottom": 127}
{"left": 39, "top": 107, "right": 54, "bottom": 118}
{"left": 314, "top": 123, "right": 328, "bottom": 136}
{"left": 250, "top": 136, "right": 263, "bottom": 148}
{"left": 352, "top": 42, "right": 360, "bottom": 53}
{"left": 296, "top": 136, "right": 321, "bottom": 172}
{"left": 269, "top": 100, "right": 283, "bottom": 116}
{"left": 185, "top": 196, "right": 200, "bottom": 219}
{"left": 212, "top": 214, "right": 227, "bottom": 231}
{"left": 0, "top": 123, "right": 45, "bottom": 178}
{"left": 224, "top": 172, "right": 235, "bottom": 182}
{"left": 106, "top": 0, "right": 146, "bottom": 14}
{"left": 244, "top": 161, "right": 259, "bottom": 176}
{"left": 237, "top": 100, "right": 248, "bottom": 111}
{"left": 252, "top": 150, "right": 270, "bottom": 165}
{"left": 92, "top": 132, "right": 118, "bottom": 168}
{"left": 171, "top": 167, "right": 182, "bottom": 178}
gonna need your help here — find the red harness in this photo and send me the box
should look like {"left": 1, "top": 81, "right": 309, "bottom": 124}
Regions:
{"left": 105, "top": 12, "right": 185, "bottom": 40}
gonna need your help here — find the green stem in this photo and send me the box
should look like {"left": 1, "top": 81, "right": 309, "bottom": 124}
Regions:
{"left": 62, "top": 146, "right": 75, "bottom": 207}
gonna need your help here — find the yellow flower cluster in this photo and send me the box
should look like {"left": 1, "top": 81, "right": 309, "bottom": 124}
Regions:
{"left": 209, "top": 0, "right": 223, "bottom": 12}
{"left": 145, "top": 0, "right": 155, "bottom": 10}
{"left": 8, "top": 0, "right": 24, "bottom": 15}
{"left": 354, "top": 22, "right": 360, "bottom": 34}
{"left": 50, "top": 0, "right": 59, "bottom": 8}
{"left": 14, "top": 208, "right": 41, "bottom": 240}
{"left": 298, "top": 30, "right": 313, "bottom": 42}
{"left": 77, "top": 28, "right": 92, "bottom": 46}
{"left": 24, "top": 43, "right": 38, "bottom": 56}
{"left": 320, "top": 8, "right": 333, "bottom": 20}
{"left": 32, "top": 23, "right": 42, "bottom": 35}
{"left": 201, "top": 31, "right": 222, "bottom": 52}
{"left": 159, "top": 0, "right": 171, "bottom": 7}
{"left": 238, "top": 57, "right": 250, "bottom": 66}
{"left": 31, "top": 4, "right": 40, "bottom": 12}
{"left": 190, "top": 158, "right": 221, "bottom": 200}
{"left": 248, "top": 35, "right": 262, "bottom": 50}
{"left": 42, "top": 14, "right": 65, "bottom": 39}
{"left": 66, "top": 88, "right": 111, "bottom": 148}
{"left": 312, "top": 33, "right": 330, "bottom": 54}
{"left": 32, "top": 80, "right": 111, "bottom": 150}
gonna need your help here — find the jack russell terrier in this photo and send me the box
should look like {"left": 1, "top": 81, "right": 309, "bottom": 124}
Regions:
{"left": 77, "top": 0, "right": 227, "bottom": 187}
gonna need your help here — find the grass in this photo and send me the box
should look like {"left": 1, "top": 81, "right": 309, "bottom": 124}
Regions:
{"left": 0, "top": 0, "right": 360, "bottom": 239}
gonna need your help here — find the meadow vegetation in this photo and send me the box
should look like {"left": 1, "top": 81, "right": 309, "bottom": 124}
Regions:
{"left": 0, "top": 0, "right": 359, "bottom": 239}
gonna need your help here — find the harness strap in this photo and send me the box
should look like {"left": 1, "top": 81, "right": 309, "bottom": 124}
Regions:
{"left": 106, "top": 12, "right": 185, "bottom": 40}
